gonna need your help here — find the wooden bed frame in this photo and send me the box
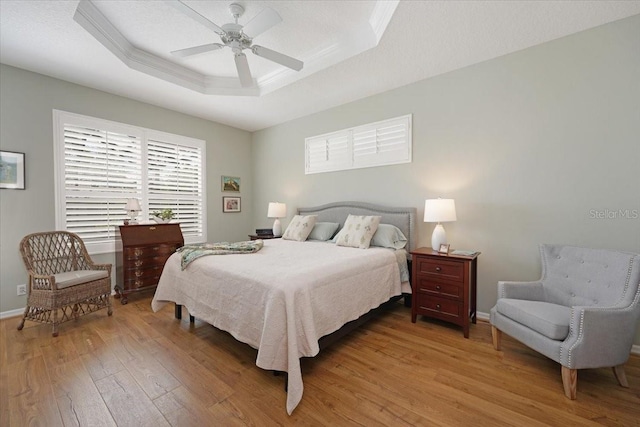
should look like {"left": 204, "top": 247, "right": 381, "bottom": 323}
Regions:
{"left": 173, "top": 200, "right": 417, "bottom": 348}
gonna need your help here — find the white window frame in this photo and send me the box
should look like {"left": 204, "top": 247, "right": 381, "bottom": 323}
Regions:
{"left": 305, "top": 114, "right": 412, "bottom": 174}
{"left": 53, "top": 110, "right": 207, "bottom": 254}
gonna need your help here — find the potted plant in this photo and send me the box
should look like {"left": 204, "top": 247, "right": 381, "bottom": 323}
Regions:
{"left": 152, "top": 208, "right": 175, "bottom": 223}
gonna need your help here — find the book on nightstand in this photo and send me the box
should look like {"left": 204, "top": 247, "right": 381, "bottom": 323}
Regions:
{"left": 451, "top": 249, "right": 479, "bottom": 256}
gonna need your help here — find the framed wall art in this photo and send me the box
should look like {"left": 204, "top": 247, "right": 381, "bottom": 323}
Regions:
{"left": 223, "top": 196, "right": 241, "bottom": 213}
{"left": 0, "top": 151, "right": 25, "bottom": 190}
{"left": 221, "top": 175, "right": 240, "bottom": 192}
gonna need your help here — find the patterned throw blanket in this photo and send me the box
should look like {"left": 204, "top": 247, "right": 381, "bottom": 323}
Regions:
{"left": 177, "top": 240, "right": 264, "bottom": 270}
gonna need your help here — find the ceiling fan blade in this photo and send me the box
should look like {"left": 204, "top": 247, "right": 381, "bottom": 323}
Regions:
{"left": 252, "top": 45, "right": 303, "bottom": 71}
{"left": 242, "top": 7, "right": 282, "bottom": 39}
{"left": 234, "top": 53, "right": 253, "bottom": 87}
{"left": 171, "top": 43, "right": 224, "bottom": 58}
{"left": 169, "top": 1, "right": 225, "bottom": 35}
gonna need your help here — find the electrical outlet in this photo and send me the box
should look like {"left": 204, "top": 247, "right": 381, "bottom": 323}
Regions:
{"left": 17, "top": 284, "right": 27, "bottom": 296}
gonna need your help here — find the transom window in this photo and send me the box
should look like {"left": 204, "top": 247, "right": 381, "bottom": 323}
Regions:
{"left": 305, "top": 114, "right": 412, "bottom": 174}
{"left": 53, "top": 110, "right": 207, "bottom": 254}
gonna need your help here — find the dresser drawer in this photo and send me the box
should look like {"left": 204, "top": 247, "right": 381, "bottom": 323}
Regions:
{"left": 124, "top": 254, "right": 174, "bottom": 269}
{"left": 124, "top": 245, "right": 178, "bottom": 260}
{"left": 415, "top": 294, "right": 461, "bottom": 319}
{"left": 414, "top": 277, "right": 462, "bottom": 300}
{"left": 123, "top": 275, "right": 162, "bottom": 290}
{"left": 416, "top": 258, "right": 464, "bottom": 282}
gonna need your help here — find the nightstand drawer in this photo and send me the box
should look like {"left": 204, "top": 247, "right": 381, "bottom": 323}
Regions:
{"left": 414, "top": 277, "right": 462, "bottom": 300}
{"left": 416, "top": 258, "right": 464, "bottom": 282}
{"left": 415, "top": 294, "right": 461, "bottom": 319}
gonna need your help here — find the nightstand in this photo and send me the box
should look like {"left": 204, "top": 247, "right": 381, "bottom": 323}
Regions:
{"left": 248, "top": 234, "right": 280, "bottom": 240}
{"left": 410, "top": 247, "right": 480, "bottom": 338}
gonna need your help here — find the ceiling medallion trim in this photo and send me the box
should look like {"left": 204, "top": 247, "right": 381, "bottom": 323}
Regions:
{"left": 73, "top": 0, "right": 398, "bottom": 97}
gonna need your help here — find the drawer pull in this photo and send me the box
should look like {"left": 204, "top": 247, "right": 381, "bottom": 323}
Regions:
{"left": 436, "top": 285, "right": 441, "bottom": 290}
{"left": 436, "top": 304, "right": 441, "bottom": 309}
{"left": 435, "top": 267, "right": 442, "bottom": 272}
{"left": 149, "top": 226, "right": 156, "bottom": 230}
{"left": 135, "top": 260, "right": 143, "bottom": 267}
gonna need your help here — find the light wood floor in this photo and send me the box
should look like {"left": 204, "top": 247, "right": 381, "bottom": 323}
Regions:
{"left": 1, "top": 293, "right": 639, "bottom": 426}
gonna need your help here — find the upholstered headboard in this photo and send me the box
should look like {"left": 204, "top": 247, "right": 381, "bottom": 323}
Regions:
{"left": 297, "top": 201, "right": 417, "bottom": 252}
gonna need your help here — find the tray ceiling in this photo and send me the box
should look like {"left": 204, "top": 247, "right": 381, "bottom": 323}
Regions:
{"left": 1, "top": 1, "right": 639, "bottom": 131}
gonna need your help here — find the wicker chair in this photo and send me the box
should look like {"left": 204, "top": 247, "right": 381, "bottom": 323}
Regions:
{"left": 18, "top": 231, "right": 113, "bottom": 336}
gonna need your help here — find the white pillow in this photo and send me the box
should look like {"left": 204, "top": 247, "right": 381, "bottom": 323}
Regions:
{"left": 335, "top": 215, "right": 381, "bottom": 249}
{"left": 282, "top": 215, "right": 317, "bottom": 241}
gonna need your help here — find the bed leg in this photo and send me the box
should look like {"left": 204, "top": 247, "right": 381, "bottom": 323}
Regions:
{"left": 175, "top": 303, "right": 182, "bottom": 319}
{"left": 189, "top": 315, "right": 195, "bottom": 323}
{"left": 272, "top": 371, "right": 287, "bottom": 391}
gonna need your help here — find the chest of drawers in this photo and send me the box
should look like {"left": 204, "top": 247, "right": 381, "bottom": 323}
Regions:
{"left": 115, "top": 223, "right": 184, "bottom": 304}
{"left": 410, "top": 248, "right": 479, "bottom": 338}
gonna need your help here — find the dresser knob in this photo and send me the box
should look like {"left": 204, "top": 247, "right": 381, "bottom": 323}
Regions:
{"left": 436, "top": 304, "right": 441, "bottom": 309}
{"left": 435, "top": 267, "right": 442, "bottom": 272}
{"left": 436, "top": 285, "right": 441, "bottom": 290}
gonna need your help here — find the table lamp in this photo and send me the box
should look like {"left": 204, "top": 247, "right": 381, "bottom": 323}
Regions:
{"left": 267, "top": 202, "right": 287, "bottom": 237}
{"left": 424, "top": 198, "right": 457, "bottom": 250}
{"left": 125, "top": 198, "right": 141, "bottom": 225}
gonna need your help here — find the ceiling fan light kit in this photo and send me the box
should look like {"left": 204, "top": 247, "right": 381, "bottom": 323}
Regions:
{"left": 170, "top": 1, "right": 304, "bottom": 88}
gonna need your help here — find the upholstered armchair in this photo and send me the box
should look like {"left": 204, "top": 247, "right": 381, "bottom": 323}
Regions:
{"left": 490, "top": 244, "right": 640, "bottom": 399}
{"left": 18, "top": 231, "right": 113, "bottom": 336}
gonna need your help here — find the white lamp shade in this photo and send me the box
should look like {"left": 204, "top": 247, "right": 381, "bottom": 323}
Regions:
{"left": 267, "top": 202, "right": 286, "bottom": 218}
{"left": 125, "top": 198, "right": 141, "bottom": 212}
{"left": 424, "top": 199, "right": 457, "bottom": 223}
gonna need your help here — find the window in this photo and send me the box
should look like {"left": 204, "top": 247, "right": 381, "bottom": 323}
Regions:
{"left": 305, "top": 114, "right": 411, "bottom": 174}
{"left": 53, "top": 110, "right": 206, "bottom": 254}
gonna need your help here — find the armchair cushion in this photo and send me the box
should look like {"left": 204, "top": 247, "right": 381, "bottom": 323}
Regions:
{"left": 54, "top": 270, "right": 109, "bottom": 289}
{"left": 496, "top": 299, "right": 571, "bottom": 340}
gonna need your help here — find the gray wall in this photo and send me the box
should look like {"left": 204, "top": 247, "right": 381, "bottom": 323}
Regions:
{"left": 0, "top": 64, "right": 253, "bottom": 313}
{"left": 251, "top": 16, "right": 640, "bottom": 344}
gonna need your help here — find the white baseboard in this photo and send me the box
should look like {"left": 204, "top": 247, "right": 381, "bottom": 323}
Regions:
{"left": 476, "top": 311, "right": 640, "bottom": 356}
{"left": 0, "top": 308, "right": 24, "bottom": 320}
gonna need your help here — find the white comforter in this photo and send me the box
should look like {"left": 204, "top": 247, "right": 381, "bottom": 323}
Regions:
{"left": 151, "top": 239, "right": 402, "bottom": 414}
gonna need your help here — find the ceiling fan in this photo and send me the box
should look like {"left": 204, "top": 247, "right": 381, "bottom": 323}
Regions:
{"left": 169, "top": 1, "right": 304, "bottom": 87}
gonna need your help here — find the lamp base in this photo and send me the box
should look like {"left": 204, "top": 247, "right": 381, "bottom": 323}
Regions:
{"left": 127, "top": 211, "right": 139, "bottom": 226}
{"left": 431, "top": 223, "right": 447, "bottom": 251}
{"left": 272, "top": 218, "right": 282, "bottom": 237}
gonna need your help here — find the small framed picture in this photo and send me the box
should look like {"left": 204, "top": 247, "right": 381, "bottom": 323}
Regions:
{"left": 0, "top": 151, "right": 26, "bottom": 190}
{"left": 438, "top": 243, "right": 450, "bottom": 254}
{"left": 221, "top": 176, "right": 240, "bottom": 192}
{"left": 223, "top": 196, "right": 241, "bottom": 213}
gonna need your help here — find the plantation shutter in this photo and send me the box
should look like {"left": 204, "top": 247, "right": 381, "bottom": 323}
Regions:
{"left": 305, "top": 114, "right": 411, "bottom": 174}
{"left": 147, "top": 135, "right": 204, "bottom": 240}
{"left": 305, "top": 132, "right": 351, "bottom": 174}
{"left": 352, "top": 116, "right": 411, "bottom": 168}
{"left": 63, "top": 124, "right": 142, "bottom": 243}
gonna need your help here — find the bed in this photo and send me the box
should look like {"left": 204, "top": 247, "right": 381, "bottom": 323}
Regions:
{"left": 151, "top": 201, "right": 416, "bottom": 414}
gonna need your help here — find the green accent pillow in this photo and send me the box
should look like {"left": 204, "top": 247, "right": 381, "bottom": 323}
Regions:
{"left": 307, "top": 222, "right": 340, "bottom": 241}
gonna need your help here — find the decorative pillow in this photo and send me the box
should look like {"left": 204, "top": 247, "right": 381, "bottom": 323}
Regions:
{"left": 335, "top": 215, "right": 381, "bottom": 249}
{"left": 371, "top": 224, "right": 408, "bottom": 249}
{"left": 308, "top": 222, "right": 340, "bottom": 241}
{"left": 282, "top": 215, "right": 317, "bottom": 241}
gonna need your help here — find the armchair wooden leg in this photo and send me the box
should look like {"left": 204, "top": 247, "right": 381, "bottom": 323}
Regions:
{"left": 561, "top": 366, "right": 577, "bottom": 399}
{"left": 491, "top": 325, "right": 502, "bottom": 351}
{"left": 612, "top": 365, "right": 629, "bottom": 388}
